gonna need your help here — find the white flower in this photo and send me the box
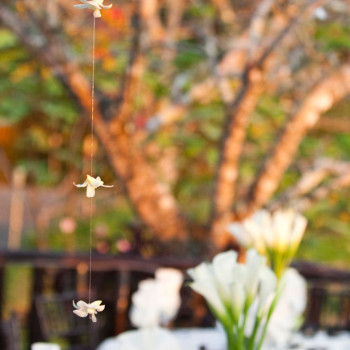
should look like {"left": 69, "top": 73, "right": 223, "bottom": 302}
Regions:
{"left": 130, "top": 268, "right": 183, "bottom": 328}
{"left": 272, "top": 209, "right": 307, "bottom": 253}
{"left": 264, "top": 268, "right": 307, "bottom": 347}
{"left": 188, "top": 249, "right": 272, "bottom": 323}
{"left": 74, "top": 0, "right": 112, "bottom": 18}
{"left": 130, "top": 280, "right": 163, "bottom": 328}
{"left": 228, "top": 209, "right": 307, "bottom": 278}
{"left": 230, "top": 282, "right": 245, "bottom": 322}
{"left": 190, "top": 279, "right": 227, "bottom": 318}
{"left": 154, "top": 268, "right": 183, "bottom": 322}
{"left": 73, "top": 300, "right": 105, "bottom": 322}
{"left": 212, "top": 250, "right": 238, "bottom": 303}
{"left": 244, "top": 249, "right": 266, "bottom": 304}
{"left": 155, "top": 268, "right": 183, "bottom": 290}
{"left": 188, "top": 249, "right": 280, "bottom": 350}
{"left": 73, "top": 175, "right": 113, "bottom": 197}
{"left": 257, "top": 266, "right": 277, "bottom": 319}
{"left": 188, "top": 251, "right": 239, "bottom": 308}
{"left": 187, "top": 262, "right": 226, "bottom": 317}
{"left": 228, "top": 209, "right": 307, "bottom": 254}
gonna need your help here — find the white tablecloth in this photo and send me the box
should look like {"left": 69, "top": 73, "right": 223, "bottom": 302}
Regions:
{"left": 97, "top": 328, "right": 350, "bottom": 350}
{"left": 173, "top": 328, "right": 350, "bottom": 350}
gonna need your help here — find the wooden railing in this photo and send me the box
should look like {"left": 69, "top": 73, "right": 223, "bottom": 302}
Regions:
{"left": 0, "top": 251, "right": 349, "bottom": 349}
{"left": 0, "top": 251, "right": 201, "bottom": 349}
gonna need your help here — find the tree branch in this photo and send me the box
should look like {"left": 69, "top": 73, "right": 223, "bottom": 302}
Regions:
{"left": 113, "top": 0, "right": 144, "bottom": 124}
{"left": 314, "top": 116, "right": 350, "bottom": 133}
{"left": 0, "top": 2, "right": 190, "bottom": 242}
{"left": 244, "top": 65, "right": 350, "bottom": 216}
{"left": 270, "top": 158, "right": 350, "bottom": 210}
{"left": 140, "top": 0, "right": 165, "bottom": 42}
{"left": 209, "top": 0, "right": 235, "bottom": 23}
{"left": 294, "top": 171, "right": 350, "bottom": 212}
{"left": 209, "top": 66, "right": 263, "bottom": 246}
{"left": 256, "top": 0, "right": 323, "bottom": 67}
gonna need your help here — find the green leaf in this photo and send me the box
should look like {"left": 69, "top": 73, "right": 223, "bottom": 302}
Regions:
{"left": 315, "top": 23, "right": 350, "bottom": 52}
{"left": 174, "top": 48, "right": 205, "bottom": 70}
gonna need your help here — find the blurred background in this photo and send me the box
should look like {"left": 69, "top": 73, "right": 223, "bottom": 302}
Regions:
{"left": 0, "top": 0, "right": 349, "bottom": 349}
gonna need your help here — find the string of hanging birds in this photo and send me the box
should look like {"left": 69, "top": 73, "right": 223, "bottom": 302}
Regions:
{"left": 72, "top": 0, "right": 113, "bottom": 323}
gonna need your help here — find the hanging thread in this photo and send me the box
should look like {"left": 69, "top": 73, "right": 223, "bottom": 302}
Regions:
{"left": 72, "top": 0, "right": 112, "bottom": 323}
{"left": 88, "top": 16, "right": 96, "bottom": 304}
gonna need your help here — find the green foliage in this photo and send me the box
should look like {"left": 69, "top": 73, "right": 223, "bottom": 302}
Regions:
{"left": 3, "top": 264, "right": 32, "bottom": 318}
{"left": 297, "top": 191, "right": 350, "bottom": 267}
{"left": 315, "top": 23, "right": 350, "bottom": 52}
{"left": 39, "top": 100, "right": 77, "bottom": 124}
{"left": 0, "top": 29, "right": 18, "bottom": 48}
{"left": 0, "top": 96, "right": 29, "bottom": 123}
{"left": 185, "top": 3, "right": 215, "bottom": 19}
{"left": 174, "top": 43, "right": 206, "bottom": 70}
{"left": 144, "top": 71, "right": 170, "bottom": 98}
{"left": 1, "top": 2, "right": 350, "bottom": 269}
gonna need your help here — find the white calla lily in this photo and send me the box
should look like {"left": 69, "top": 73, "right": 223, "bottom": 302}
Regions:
{"left": 264, "top": 268, "right": 307, "bottom": 347}
{"left": 227, "top": 223, "right": 252, "bottom": 247}
{"left": 74, "top": 0, "right": 112, "bottom": 18}
{"left": 73, "top": 300, "right": 105, "bottom": 322}
{"left": 289, "top": 213, "right": 307, "bottom": 253}
{"left": 230, "top": 282, "right": 245, "bottom": 322}
{"left": 228, "top": 208, "right": 307, "bottom": 279}
{"left": 188, "top": 249, "right": 280, "bottom": 350}
{"left": 212, "top": 250, "right": 238, "bottom": 303}
{"left": 187, "top": 262, "right": 214, "bottom": 283}
{"left": 257, "top": 266, "right": 277, "bottom": 319}
{"left": 190, "top": 280, "right": 227, "bottom": 317}
{"left": 74, "top": 174, "right": 113, "bottom": 198}
{"left": 272, "top": 209, "right": 292, "bottom": 251}
{"left": 244, "top": 249, "right": 266, "bottom": 304}
{"left": 188, "top": 260, "right": 227, "bottom": 317}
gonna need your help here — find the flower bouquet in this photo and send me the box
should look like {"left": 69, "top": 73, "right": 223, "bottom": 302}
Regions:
{"left": 188, "top": 249, "right": 281, "bottom": 350}
{"left": 188, "top": 208, "right": 308, "bottom": 350}
{"left": 228, "top": 209, "right": 308, "bottom": 346}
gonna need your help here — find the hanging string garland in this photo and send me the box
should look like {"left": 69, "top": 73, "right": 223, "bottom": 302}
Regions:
{"left": 72, "top": 0, "right": 113, "bottom": 323}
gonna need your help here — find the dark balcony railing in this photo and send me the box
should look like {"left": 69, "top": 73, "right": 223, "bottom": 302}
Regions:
{"left": 0, "top": 251, "right": 349, "bottom": 350}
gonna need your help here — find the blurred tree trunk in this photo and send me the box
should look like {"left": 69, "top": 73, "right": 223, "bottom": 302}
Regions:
{"left": 0, "top": 3, "right": 190, "bottom": 242}
{"left": 1, "top": 0, "right": 350, "bottom": 252}
{"left": 60, "top": 67, "right": 190, "bottom": 241}
{"left": 210, "top": 67, "right": 263, "bottom": 247}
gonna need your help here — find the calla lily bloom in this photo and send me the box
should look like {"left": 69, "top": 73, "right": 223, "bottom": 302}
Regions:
{"left": 73, "top": 300, "right": 105, "bottom": 322}
{"left": 228, "top": 209, "right": 307, "bottom": 279}
{"left": 74, "top": 175, "right": 113, "bottom": 198}
{"left": 230, "top": 282, "right": 245, "bottom": 322}
{"left": 188, "top": 249, "right": 280, "bottom": 350}
{"left": 256, "top": 266, "right": 277, "bottom": 319}
{"left": 74, "top": 0, "right": 112, "bottom": 18}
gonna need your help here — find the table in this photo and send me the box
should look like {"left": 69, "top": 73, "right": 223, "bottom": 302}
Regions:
{"left": 97, "top": 328, "right": 350, "bottom": 350}
{"left": 173, "top": 328, "right": 350, "bottom": 350}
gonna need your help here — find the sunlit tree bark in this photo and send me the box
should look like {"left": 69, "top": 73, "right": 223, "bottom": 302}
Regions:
{"left": 1, "top": 0, "right": 350, "bottom": 251}
{"left": 245, "top": 66, "right": 350, "bottom": 216}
